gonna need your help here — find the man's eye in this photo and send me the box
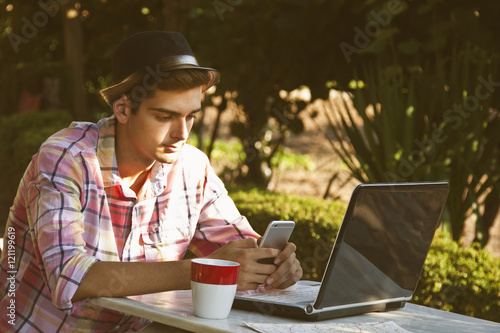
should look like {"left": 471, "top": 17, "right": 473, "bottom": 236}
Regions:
{"left": 156, "top": 115, "right": 172, "bottom": 121}
{"left": 187, "top": 114, "right": 197, "bottom": 120}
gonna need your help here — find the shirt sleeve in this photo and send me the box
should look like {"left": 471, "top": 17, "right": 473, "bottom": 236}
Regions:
{"left": 26, "top": 143, "right": 98, "bottom": 313}
{"left": 188, "top": 163, "right": 260, "bottom": 257}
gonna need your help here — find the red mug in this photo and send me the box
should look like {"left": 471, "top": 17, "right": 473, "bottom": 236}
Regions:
{"left": 190, "top": 258, "right": 240, "bottom": 319}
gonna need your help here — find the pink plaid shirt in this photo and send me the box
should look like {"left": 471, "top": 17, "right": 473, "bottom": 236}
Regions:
{"left": 0, "top": 116, "right": 259, "bottom": 332}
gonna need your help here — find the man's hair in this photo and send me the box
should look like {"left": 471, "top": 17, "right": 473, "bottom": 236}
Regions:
{"left": 110, "top": 68, "right": 212, "bottom": 112}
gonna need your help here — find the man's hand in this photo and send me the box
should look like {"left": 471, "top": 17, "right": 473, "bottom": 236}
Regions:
{"left": 263, "top": 242, "right": 302, "bottom": 290}
{"left": 207, "top": 238, "right": 302, "bottom": 291}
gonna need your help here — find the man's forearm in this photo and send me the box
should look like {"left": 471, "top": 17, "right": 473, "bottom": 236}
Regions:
{"left": 72, "top": 260, "right": 192, "bottom": 302}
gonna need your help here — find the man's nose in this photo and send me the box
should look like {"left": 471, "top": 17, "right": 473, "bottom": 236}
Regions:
{"left": 172, "top": 117, "right": 189, "bottom": 140}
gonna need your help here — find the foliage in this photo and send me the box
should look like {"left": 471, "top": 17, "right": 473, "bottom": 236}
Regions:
{"left": 0, "top": 1, "right": 168, "bottom": 118}
{"left": 415, "top": 231, "right": 500, "bottom": 323}
{"left": 321, "top": 0, "right": 500, "bottom": 244}
{"left": 229, "top": 186, "right": 500, "bottom": 323}
{"left": 270, "top": 147, "right": 315, "bottom": 172}
{"left": 1, "top": 0, "right": 350, "bottom": 185}
{"left": 4, "top": 0, "right": 500, "bottom": 189}
{"left": 187, "top": 0, "right": 354, "bottom": 185}
{"left": 0, "top": 110, "right": 73, "bottom": 230}
{"left": 189, "top": 134, "right": 315, "bottom": 185}
{"left": 188, "top": 136, "right": 244, "bottom": 169}
{"left": 324, "top": 47, "right": 500, "bottom": 243}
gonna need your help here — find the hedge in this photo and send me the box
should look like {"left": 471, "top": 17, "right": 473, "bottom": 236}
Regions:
{"left": 229, "top": 187, "right": 500, "bottom": 323}
{"left": 415, "top": 232, "right": 500, "bottom": 322}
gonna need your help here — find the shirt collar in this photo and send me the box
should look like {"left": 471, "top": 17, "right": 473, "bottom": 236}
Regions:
{"left": 96, "top": 115, "right": 120, "bottom": 187}
{"left": 96, "top": 115, "right": 169, "bottom": 196}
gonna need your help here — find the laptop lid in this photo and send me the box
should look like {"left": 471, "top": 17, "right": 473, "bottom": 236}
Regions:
{"left": 313, "top": 182, "right": 449, "bottom": 310}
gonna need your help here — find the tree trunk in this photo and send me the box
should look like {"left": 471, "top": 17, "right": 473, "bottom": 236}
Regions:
{"left": 62, "top": 0, "right": 87, "bottom": 120}
{"left": 237, "top": 95, "right": 269, "bottom": 186}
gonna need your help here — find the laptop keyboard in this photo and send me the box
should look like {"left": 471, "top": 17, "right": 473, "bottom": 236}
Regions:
{"left": 239, "top": 284, "right": 319, "bottom": 304}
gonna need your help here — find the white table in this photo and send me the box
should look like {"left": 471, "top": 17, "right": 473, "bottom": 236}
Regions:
{"left": 89, "top": 290, "right": 500, "bottom": 333}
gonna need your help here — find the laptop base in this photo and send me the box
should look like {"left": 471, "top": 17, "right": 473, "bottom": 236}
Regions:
{"left": 232, "top": 298, "right": 406, "bottom": 321}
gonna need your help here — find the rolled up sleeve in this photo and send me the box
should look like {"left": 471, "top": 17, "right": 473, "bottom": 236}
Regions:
{"left": 27, "top": 143, "right": 98, "bottom": 312}
{"left": 188, "top": 164, "right": 260, "bottom": 257}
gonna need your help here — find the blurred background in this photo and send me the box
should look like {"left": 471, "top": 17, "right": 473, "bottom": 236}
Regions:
{"left": 1, "top": 0, "right": 500, "bottom": 321}
{"left": 2, "top": 0, "right": 499, "bottom": 249}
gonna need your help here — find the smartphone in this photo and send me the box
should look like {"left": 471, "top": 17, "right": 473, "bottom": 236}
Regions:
{"left": 259, "top": 220, "right": 295, "bottom": 251}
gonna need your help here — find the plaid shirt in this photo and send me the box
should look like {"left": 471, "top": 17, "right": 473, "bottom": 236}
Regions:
{"left": 0, "top": 116, "right": 259, "bottom": 332}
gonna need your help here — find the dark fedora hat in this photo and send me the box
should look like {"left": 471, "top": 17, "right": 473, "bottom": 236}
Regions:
{"left": 99, "top": 31, "right": 219, "bottom": 105}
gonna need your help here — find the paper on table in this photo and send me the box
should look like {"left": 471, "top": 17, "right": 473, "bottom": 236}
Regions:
{"left": 243, "top": 321, "right": 413, "bottom": 333}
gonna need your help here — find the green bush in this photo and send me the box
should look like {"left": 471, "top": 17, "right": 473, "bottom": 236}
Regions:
{"left": 0, "top": 110, "right": 73, "bottom": 232}
{"left": 229, "top": 186, "right": 500, "bottom": 323}
{"left": 414, "top": 231, "right": 500, "bottom": 322}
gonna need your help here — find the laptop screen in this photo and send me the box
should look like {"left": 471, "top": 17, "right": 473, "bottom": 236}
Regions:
{"left": 314, "top": 183, "right": 449, "bottom": 309}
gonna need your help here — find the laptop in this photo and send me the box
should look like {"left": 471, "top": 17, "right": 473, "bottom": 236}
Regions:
{"left": 233, "top": 182, "right": 449, "bottom": 321}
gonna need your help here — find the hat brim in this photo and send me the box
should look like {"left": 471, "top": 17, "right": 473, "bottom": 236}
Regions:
{"left": 99, "top": 66, "right": 220, "bottom": 106}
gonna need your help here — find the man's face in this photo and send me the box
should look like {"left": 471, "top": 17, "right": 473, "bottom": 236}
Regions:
{"left": 123, "top": 87, "right": 202, "bottom": 165}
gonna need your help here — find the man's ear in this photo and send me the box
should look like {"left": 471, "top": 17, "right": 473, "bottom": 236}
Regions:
{"left": 113, "top": 95, "right": 132, "bottom": 124}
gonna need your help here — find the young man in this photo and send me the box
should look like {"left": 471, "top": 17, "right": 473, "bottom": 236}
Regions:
{"left": 0, "top": 31, "right": 302, "bottom": 332}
